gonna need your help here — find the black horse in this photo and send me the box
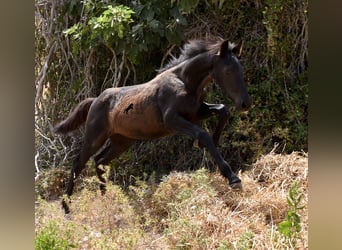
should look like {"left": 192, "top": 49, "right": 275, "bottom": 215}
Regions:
{"left": 54, "top": 39, "right": 252, "bottom": 214}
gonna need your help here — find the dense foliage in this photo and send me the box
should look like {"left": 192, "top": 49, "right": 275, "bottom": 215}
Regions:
{"left": 35, "top": 0, "right": 308, "bottom": 181}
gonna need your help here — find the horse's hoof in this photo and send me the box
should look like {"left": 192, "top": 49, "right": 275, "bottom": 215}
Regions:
{"left": 230, "top": 182, "right": 243, "bottom": 191}
{"left": 62, "top": 199, "right": 71, "bottom": 215}
{"left": 64, "top": 213, "right": 72, "bottom": 220}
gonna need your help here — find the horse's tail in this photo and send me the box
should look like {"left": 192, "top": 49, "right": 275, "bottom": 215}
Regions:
{"left": 53, "top": 97, "right": 96, "bottom": 134}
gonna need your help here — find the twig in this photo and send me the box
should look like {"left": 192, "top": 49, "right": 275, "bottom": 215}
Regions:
{"left": 105, "top": 44, "right": 119, "bottom": 87}
{"left": 160, "top": 44, "right": 176, "bottom": 68}
{"left": 123, "top": 56, "right": 131, "bottom": 86}
{"left": 102, "top": 54, "right": 116, "bottom": 90}
{"left": 35, "top": 41, "right": 56, "bottom": 107}
{"left": 116, "top": 51, "right": 126, "bottom": 87}
{"left": 35, "top": 151, "right": 40, "bottom": 180}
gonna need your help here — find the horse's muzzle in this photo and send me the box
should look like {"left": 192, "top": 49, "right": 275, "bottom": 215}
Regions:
{"left": 236, "top": 96, "right": 252, "bottom": 112}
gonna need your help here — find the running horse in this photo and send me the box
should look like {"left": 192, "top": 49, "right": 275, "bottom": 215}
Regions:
{"left": 54, "top": 39, "right": 252, "bottom": 214}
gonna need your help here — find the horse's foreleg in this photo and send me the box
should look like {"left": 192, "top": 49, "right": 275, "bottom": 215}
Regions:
{"left": 196, "top": 102, "right": 229, "bottom": 146}
{"left": 164, "top": 113, "right": 242, "bottom": 189}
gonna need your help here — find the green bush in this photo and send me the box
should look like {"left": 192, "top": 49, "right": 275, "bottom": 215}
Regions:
{"left": 35, "top": 221, "right": 75, "bottom": 250}
{"left": 278, "top": 181, "right": 304, "bottom": 247}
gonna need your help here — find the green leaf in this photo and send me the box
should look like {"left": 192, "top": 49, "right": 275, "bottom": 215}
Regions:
{"left": 219, "top": 0, "right": 226, "bottom": 9}
{"left": 132, "top": 23, "right": 143, "bottom": 34}
{"left": 176, "top": 15, "right": 187, "bottom": 25}
{"left": 278, "top": 221, "right": 292, "bottom": 236}
{"left": 165, "top": 29, "right": 178, "bottom": 43}
{"left": 141, "top": 7, "right": 155, "bottom": 21}
{"left": 149, "top": 19, "right": 160, "bottom": 31}
{"left": 178, "top": 0, "right": 199, "bottom": 13}
{"left": 63, "top": 23, "right": 79, "bottom": 35}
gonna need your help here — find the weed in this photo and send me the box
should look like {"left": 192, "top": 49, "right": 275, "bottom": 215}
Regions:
{"left": 35, "top": 221, "right": 76, "bottom": 250}
{"left": 237, "top": 231, "right": 255, "bottom": 249}
{"left": 218, "top": 241, "right": 233, "bottom": 250}
{"left": 277, "top": 181, "right": 304, "bottom": 247}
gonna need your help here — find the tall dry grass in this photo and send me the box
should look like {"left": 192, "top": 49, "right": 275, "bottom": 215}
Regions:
{"left": 35, "top": 151, "right": 308, "bottom": 249}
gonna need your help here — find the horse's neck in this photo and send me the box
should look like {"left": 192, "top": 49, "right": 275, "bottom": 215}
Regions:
{"left": 180, "top": 53, "right": 214, "bottom": 98}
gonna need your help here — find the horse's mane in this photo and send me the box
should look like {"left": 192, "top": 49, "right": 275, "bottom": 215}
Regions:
{"left": 158, "top": 38, "right": 236, "bottom": 73}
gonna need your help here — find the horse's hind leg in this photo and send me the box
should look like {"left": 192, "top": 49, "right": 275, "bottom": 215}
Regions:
{"left": 62, "top": 127, "right": 108, "bottom": 214}
{"left": 94, "top": 135, "right": 135, "bottom": 194}
{"left": 93, "top": 142, "right": 112, "bottom": 194}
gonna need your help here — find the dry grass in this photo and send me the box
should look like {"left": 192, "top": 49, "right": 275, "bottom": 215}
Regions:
{"left": 35, "top": 151, "right": 308, "bottom": 249}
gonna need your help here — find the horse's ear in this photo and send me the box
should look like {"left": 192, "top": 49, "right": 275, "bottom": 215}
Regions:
{"left": 218, "top": 40, "right": 229, "bottom": 57}
{"left": 232, "top": 40, "right": 243, "bottom": 58}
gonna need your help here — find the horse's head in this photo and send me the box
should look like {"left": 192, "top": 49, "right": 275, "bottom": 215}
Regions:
{"left": 212, "top": 40, "right": 251, "bottom": 111}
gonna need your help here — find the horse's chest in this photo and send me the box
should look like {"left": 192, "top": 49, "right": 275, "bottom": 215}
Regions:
{"left": 178, "top": 96, "right": 203, "bottom": 121}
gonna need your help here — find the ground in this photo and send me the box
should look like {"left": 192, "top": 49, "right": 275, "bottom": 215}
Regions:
{"left": 35, "top": 151, "right": 308, "bottom": 249}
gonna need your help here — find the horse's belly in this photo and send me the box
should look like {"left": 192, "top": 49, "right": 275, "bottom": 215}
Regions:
{"left": 109, "top": 103, "right": 170, "bottom": 140}
{"left": 118, "top": 118, "right": 169, "bottom": 139}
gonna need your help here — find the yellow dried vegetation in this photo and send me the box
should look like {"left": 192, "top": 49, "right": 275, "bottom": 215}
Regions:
{"left": 35, "top": 151, "right": 308, "bottom": 249}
